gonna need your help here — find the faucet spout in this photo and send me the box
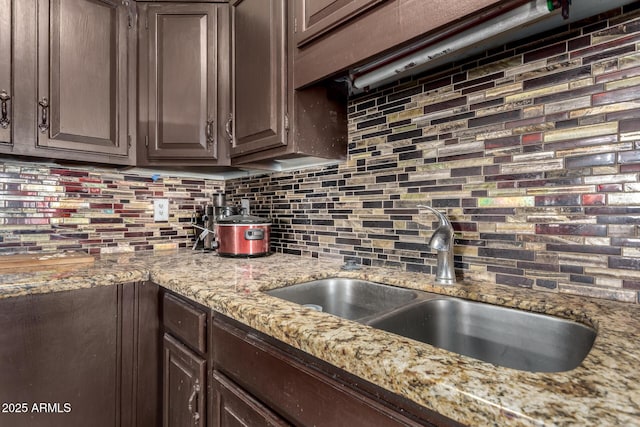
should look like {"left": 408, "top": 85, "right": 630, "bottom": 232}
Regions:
{"left": 417, "top": 205, "right": 456, "bottom": 285}
{"left": 417, "top": 204, "right": 450, "bottom": 228}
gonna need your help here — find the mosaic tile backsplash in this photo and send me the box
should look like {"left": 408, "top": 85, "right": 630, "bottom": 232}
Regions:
{"left": 227, "top": 6, "right": 640, "bottom": 303}
{"left": 0, "top": 161, "right": 224, "bottom": 254}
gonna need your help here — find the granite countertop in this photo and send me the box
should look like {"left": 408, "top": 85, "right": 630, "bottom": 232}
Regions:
{"left": 1, "top": 249, "right": 639, "bottom": 426}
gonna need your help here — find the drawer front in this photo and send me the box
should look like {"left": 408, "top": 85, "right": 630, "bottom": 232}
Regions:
{"left": 212, "top": 318, "right": 425, "bottom": 427}
{"left": 163, "top": 293, "right": 207, "bottom": 354}
{"left": 211, "top": 371, "right": 290, "bottom": 427}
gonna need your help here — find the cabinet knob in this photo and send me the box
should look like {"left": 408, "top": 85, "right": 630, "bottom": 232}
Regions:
{"left": 38, "top": 97, "right": 49, "bottom": 133}
{"left": 0, "top": 90, "right": 10, "bottom": 129}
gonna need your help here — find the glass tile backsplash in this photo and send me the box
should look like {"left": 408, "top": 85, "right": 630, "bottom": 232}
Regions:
{"left": 0, "top": 161, "right": 224, "bottom": 254}
{"left": 226, "top": 5, "right": 640, "bottom": 303}
{"left": 2, "top": 5, "right": 639, "bottom": 304}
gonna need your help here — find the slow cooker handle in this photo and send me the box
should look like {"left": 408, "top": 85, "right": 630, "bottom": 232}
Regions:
{"left": 244, "top": 229, "right": 265, "bottom": 240}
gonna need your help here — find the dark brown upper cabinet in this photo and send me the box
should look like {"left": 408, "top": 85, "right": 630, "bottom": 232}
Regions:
{"left": 1, "top": 0, "right": 32, "bottom": 152}
{"left": 138, "top": 2, "right": 230, "bottom": 166}
{"left": 5, "top": 0, "right": 136, "bottom": 165}
{"left": 0, "top": 0, "right": 11, "bottom": 148}
{"left": 36, "top": 0, "right": 135, "bottom": 163}
{"left": 293, "top": 0, "right": 508, "bottom": 88}
{"left": 294, "top": 0, "right": 383, "bottom": 47}
{"left": 230, "top": 0, "right": 347, "bottom": 166}
{"left": 229, "top": 0, "right": 287, "bottom": 158}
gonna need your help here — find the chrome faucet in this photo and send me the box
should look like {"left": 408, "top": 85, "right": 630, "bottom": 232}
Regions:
{"left": 417, "top": 205, "right": 456, "bottom": 285}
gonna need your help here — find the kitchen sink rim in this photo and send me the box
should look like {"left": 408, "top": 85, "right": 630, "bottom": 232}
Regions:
{"left": 264, "top": 277, "right": 437, "bottom": 322}
{"left": 264, "top": 276, "right": 598, "bottom": 373}
{"left": 264, "top": 276, "right": 597, "bottom": 329}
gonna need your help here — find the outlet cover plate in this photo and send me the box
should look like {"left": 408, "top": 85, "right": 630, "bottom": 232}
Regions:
{"left": 154, "top": 199, "right": 169, "bottom": 222}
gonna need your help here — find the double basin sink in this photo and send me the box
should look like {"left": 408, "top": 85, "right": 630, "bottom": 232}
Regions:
{"left": 266, "top": 278, "right": 596, "bottom": 373}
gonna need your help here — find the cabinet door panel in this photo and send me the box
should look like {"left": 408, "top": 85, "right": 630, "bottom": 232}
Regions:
{"left": 163, "top": 333, "right": 206, "bottom": 427}
{"left": 295, "top": 0, "right": 382, "bottom": 46}
{"left": 0, "top": 0, "right": 11, "bottom": 146}
{"left": 0, "top": 286, "right": 120, "bottom": 427}
{"left": 134, "top": 282, "right": 161, "bottom": 427}
{"left": 231, "top": 0, "right": 287, "bottom": 157}
{"left": 36, "top": 0, "right": 129, "bottom": 157}
{"left": 146, "top": 3, "right": 218, "bottom": 160}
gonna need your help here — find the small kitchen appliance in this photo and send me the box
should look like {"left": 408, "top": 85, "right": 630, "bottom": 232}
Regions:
{"left": 191, "top": 195, "right": 271, "bottom": 257}
{"left": 215, "top": 213, "right": 271, "bottom": 258}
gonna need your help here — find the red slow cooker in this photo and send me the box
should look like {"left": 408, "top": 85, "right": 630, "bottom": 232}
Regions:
{"left": 215, "top": 213, "right": 271, "bottom": 257}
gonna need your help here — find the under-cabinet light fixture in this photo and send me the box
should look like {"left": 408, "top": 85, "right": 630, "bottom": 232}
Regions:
{"left": 351, "top": 0, "right": 553, "bottom": 91}
{"left": 350, "top": 0, "right": 637, "bottom": 92}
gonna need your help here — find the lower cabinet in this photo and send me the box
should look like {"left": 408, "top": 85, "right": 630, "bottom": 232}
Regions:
{"left": 211, "top": 314, "right": 458, "bottom": 427}
{"left": 0, "top": 283, "right": 459, "bottom": 427}
{"left": 163, "top": 334, "right": 206, "bottom": 427}
{"left": 161, "top": 289, "right": 209, "bottom": 427}
{"left": 0, "top": 282, "right": 160, "bottom": 427}
{"left": 211, "top": 371, "right": 288, "bottom": 427}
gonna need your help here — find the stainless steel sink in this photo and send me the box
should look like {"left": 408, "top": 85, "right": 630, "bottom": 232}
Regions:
{"left": 266, "top": 278, "right": 596, "bottom": 372}
{"left": 366, "top": 298, "right": 596, "bottom": 373}
{"left": 266, "top": 278, "right": 419, "bottom": 320}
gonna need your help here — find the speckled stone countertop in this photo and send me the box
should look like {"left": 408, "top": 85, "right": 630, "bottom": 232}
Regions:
{"left": 1, "top": 250, "right": 639, "bottom": 426}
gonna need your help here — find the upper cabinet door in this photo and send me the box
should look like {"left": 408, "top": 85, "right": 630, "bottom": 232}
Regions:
{"left": 143, "top": 3, "right": 220, "bottom": 161}
{"left": 230, "top": 0, "right": 287, "bottom": 158}
{"left": 294, "top": 0, "right": 382, "bottom": 46}
{"left": 36, "top": 0, "right": 131, "bottom": 160}
{"left": 0, "top": 0, "right": 12, "bottom": 147}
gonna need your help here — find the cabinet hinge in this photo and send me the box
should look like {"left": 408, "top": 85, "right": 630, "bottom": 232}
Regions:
{"left": 145, "top": 135, "right": 149, "bottom": 148}
{"left": 127, "top": 135, "right": 131, "bottom": 152}
{"left": 294, "top": 17, "right": 297, "bottom": 33}
{"left": 284, "top": 114, "right": 290, "bottom": 132}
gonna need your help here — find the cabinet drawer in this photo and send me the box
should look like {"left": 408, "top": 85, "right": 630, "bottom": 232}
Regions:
{"left": 163, "top": 293, "right": 207, "bottom": 354}
{"left": 212, "top": 317, "right": 425, "bottom": 427}
{"left": 211, "top": 371, "right": 289, "bottom": 427}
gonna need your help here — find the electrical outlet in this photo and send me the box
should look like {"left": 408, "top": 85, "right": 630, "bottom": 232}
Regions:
{"left": 153, "top": 199, "right": 169, "bottom": 222}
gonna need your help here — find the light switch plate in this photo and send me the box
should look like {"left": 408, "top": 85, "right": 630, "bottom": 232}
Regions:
{"left": 153, "top": 199, "right": 169, "bottom": 222}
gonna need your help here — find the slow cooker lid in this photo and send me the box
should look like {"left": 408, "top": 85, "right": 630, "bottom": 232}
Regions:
{"left": 217, "top": 213, "right": 271, "bottom": 224}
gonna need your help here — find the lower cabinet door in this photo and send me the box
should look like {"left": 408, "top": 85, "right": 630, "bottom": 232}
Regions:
{"left": 163, "top": 333, "right": 206, "bottom": 427}
{"left": 0, "top": 286, "right": 121, "bottom": 427}
{"left": 211, "top": 371, "right": 289, "bottom": 427}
